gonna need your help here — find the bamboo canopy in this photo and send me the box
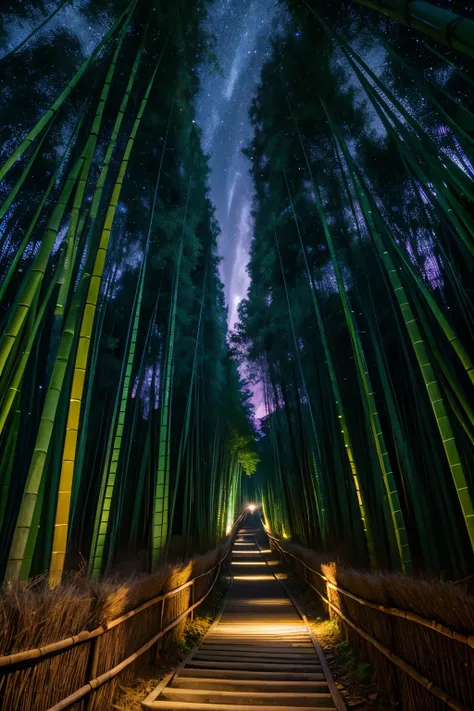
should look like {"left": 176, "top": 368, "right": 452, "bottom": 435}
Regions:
{"left": 356, "top": 0, "right": 474, "bottom": 58}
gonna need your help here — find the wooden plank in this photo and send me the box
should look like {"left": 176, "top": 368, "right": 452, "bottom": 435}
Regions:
{"left": 171, "top": 678, "right": 330, "bottom": 692}
{"left": 187, "top": 661, "right": 322, "bottom": 671}
{"left": 162, "top": 687, "right": 335, "bottom": 705}
{"left": 200, "top": 642, "right": 313, "bottom": 649}
{"left": 194, "top": 652, "right": 320, "bottom": 662}
{"left": 178, "top": 669, "right": 326, "bottom": 681}
{"left": 148, "top": 701, "right": 336, "bottom": 711}
{"left": 195, "top": 649, "right": 318, "bottom": 658}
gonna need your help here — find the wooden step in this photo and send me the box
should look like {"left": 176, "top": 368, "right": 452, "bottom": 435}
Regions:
{"left": 178, "top": 669, "right": 326, "bottom": 681}
{"left": 161, "top": 687, "right": 335, "bottom": 706}
{"left": 194, "top": 651, "right": 319, "bottom": 662}
{"left": 171, "top": 677, "right": 330, "bottom": 693}
{"left": 147, "top": 702, "right": 336, "bottom": 711}
{"left": 195, "top": 649, "right": 317, "bottom": 659}
{"left": 203, "top": 637, "right": 311, "bottom": 647}
{"left": 200, "top": 642, "right": 313, "bottom": 650}
{"left": 186, "top": 661, "right": 322, "bottom": 672}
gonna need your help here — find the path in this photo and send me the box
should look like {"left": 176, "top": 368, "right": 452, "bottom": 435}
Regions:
{"left": 143, "top": 522, "right": 346, "bottom": 710}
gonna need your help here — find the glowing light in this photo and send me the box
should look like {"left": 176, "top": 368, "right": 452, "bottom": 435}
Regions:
{"left": 232, "top": 575, "right": 274, "bottom": 581}
{"left": 226, "top": 526, "right": 232, "bottom": 535}
{"left": 209, "top": 622, "right": 308, "bottom": 635}
{"left": 247, "top": 503, "right": 256, "bottom": 513}
{"left": 231, "top": 560, "right": 267, "bottom": 566}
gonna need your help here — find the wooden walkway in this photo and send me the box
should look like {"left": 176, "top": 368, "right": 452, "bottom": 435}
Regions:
{"left": 143, "top": 526, "right": 345, "bottom": 711}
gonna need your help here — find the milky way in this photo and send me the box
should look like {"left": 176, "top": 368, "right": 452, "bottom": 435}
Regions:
{"left": 196, "top": 0, "right": 281, "bottom": 330}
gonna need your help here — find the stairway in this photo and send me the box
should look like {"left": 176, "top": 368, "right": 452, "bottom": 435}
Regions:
{"left": 142, "top": 527, "right": 345, "bottom": 710}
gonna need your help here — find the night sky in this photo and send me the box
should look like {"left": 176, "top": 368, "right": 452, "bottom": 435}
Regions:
{"left": 196, "top": 0, "right": 282, "bottom": 330}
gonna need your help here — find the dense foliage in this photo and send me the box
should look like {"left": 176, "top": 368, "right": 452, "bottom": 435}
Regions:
{"left": 235, "top": 0, "right": 474, "bottom": 577}
{"left": 0, "top": 0, "right": 256, "bottom": 584}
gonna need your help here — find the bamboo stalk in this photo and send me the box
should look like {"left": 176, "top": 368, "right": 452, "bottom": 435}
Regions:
{"left": 355, "top": 0, "right": 474, "bottom": 58}
{"left": 0, "top": 3, "right": 133, "bottom": 181}
{"left": 0, "top": 0, "right": 70, "bottom": 62}
{"left": 49, "top": 47, "right": 166, "bottom": 586}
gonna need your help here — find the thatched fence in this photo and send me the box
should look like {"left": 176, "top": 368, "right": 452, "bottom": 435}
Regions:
{"left": 0, "top": 516, "right": 244, "bottom": 711}
{"left": 269, "top": 535, "right": 474, "bottom": 711}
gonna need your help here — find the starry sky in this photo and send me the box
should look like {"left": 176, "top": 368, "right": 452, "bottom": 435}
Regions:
{"left": 196, "top": 0, "right": 281, "bottom": 330}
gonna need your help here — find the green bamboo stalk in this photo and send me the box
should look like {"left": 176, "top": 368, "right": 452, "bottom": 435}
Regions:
{"left": 328, "top": 107, "right": 474, "bottom": 552}
{"left": 0, "top": 103, "right": 89, "bottom": 306}
{"left": 88, "top": 258, "right": 149, "bottom": 578}
{"left": 342, "top": 45, "right": 474, "bottom": 251}
{"left": 54, "top": 12, "right": 133, "bottom": 327}
{"left": 88, "top": 97, "right": 172, "bottom": 579}
{"left": 304, "top": 1, "right": 474, "bottom": 241}
{"left": 5, "top": 274, "right": 89, "bottom": 581}
{"left": 333, "top": 42, "right": 474, "bottom": 378}
{"left": 18, "top": 459, "right": 47, "bottom": 580}
{"left": 423, "top": 43, "right": 474, "bottom": 89}
{"left": 0, "top": 124, "right": 53, "bottom": 221}
{"left": 302, "top": 101, "right": 412, "bottom": 572}
{"left": 355, "top": 0, "right": 474, "bottom": 58}
{"left": 274, "top": 230, "right": 331, "bottom": 545}
{"left": 0, "top": 2, "right": 133, "bottom": 181}
{"left": 0, "top": 155, "right": 83, "bottom": 381}
{"left": 0, "top": 254, "right": 66, "bottom": 436}
{"left": 87, "top": 24, "right": 156, "bottom": 227}
{"left": 384, "top": 44, "right": 474, "bottom": 156}
{"left": 0, "top": 400, "right": 20, "bottom": 531}
{"left": 167, "top": 262, "right": 207, "bottom": 550}
{"left": 283, "top": 155, "right": 377, "bottom": 566}
{"left": 1, "top": 0, "right": 70, "bottom": 62}
{"left": 151, "top": 237, "right": 185, "bottom": 567}
{"left": 49, "top": 49, "right": 164, "bottom": 585}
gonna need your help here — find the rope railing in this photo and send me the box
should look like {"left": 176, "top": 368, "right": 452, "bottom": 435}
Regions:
{"left": 0, "top": 511, "right": 246, "bottom": 711}
{"left": 266, "top": 532, "right": 474, "bottom": 648}
{"left": 267, "top": 533, "right": 473, "bottom": 711}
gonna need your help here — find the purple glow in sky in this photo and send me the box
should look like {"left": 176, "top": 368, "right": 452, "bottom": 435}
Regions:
{"left": 196, "top": 0, "right": 281, "bottom": 330}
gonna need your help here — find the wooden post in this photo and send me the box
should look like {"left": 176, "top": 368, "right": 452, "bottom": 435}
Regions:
{"left": 85, "top": 635, "right": 101, "bottom": 710}
{"left": 190, "top": 581, "right": 195, "bottom": 623}
{"left": 160, "top": 596, "right": 166, "bottom": 631}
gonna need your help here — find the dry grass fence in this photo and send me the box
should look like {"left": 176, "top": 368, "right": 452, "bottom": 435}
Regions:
{"left": 270, "top": 536, "right": 474, "bottom": 711}
{"left": 0, "top": 517, "right": 244, "bottom": 711}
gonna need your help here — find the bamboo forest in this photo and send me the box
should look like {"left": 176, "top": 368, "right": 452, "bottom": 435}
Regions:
{"left": 0, "top": 1, "right": 474, "bottom": 708}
